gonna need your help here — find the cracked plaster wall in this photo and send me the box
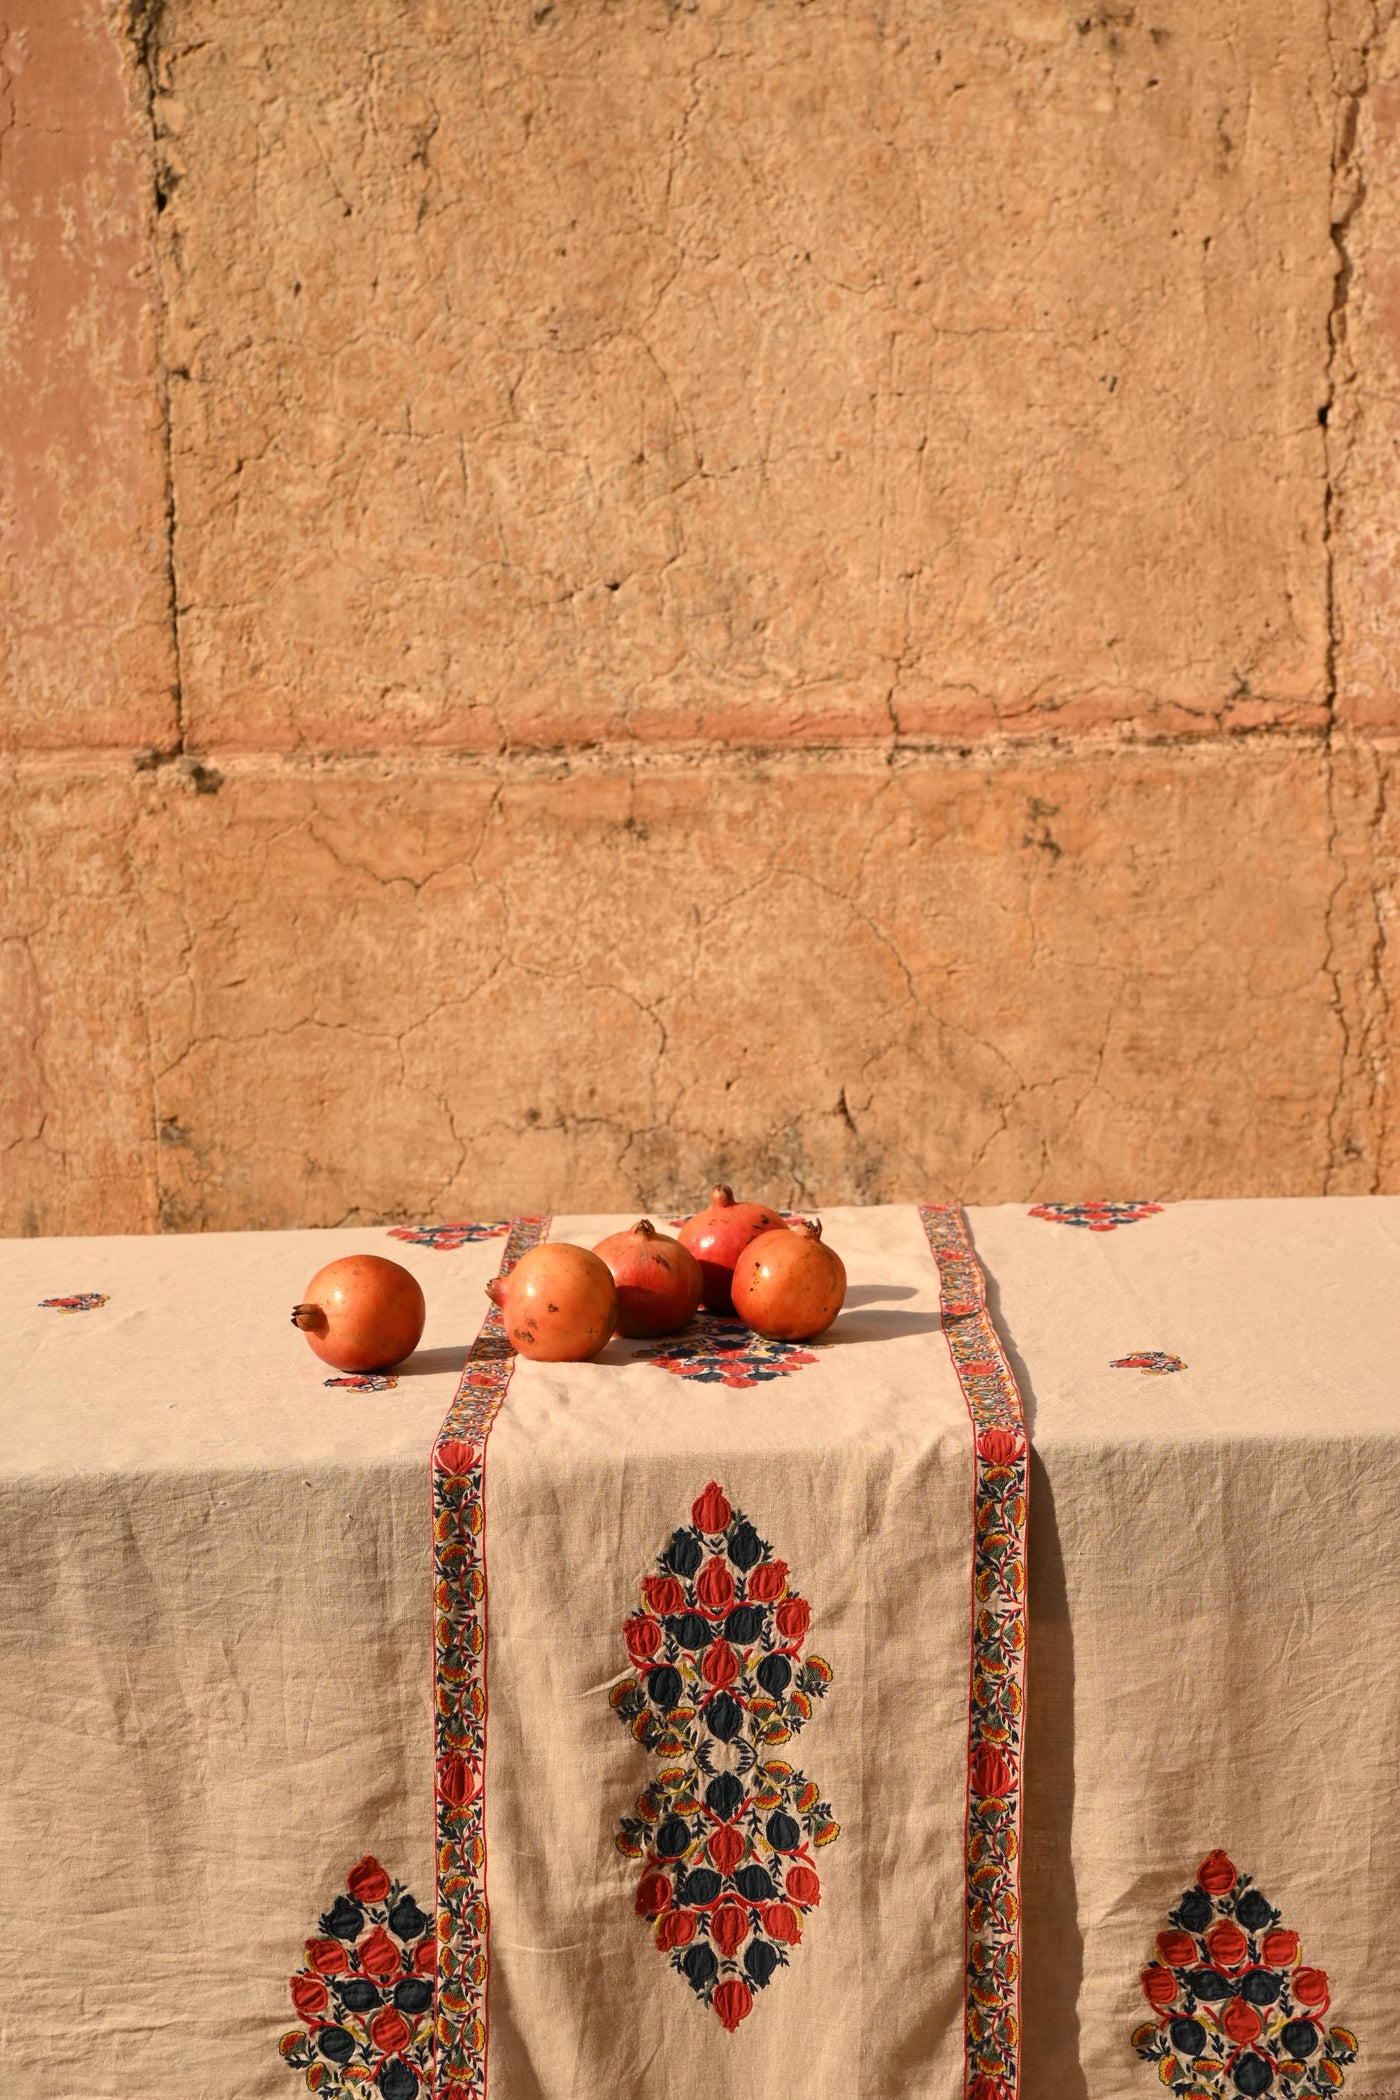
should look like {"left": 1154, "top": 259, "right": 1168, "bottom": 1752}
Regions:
{"left": 2, "top": 0, "right": 1399, "bottom": 1235}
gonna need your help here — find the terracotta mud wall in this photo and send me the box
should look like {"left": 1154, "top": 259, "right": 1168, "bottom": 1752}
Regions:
{"left": 4, "top": 0, "right": 1400, "bottom": 1234}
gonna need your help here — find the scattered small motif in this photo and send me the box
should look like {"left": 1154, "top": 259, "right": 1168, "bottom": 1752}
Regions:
{"left": 323, "top": 1374, "right": 399, "bottom": 1392}
{"left": 280, "top": 1856, "right": 434, "bottom": 2099}
{"left": 1111, "top": 1352, "right": 1186, "bottom": 1377}
{"left": 635, "top": 1313, "right": 822, "bottom": 1389}
{"left": 38, "top": 1293, "right": 109, "bottom": 1313}
{"left": 386, "top": 1221, "right": 508, "bottom": 1249}
{"left": 613, "top": 1481, "right": 838, "bottom": 2032}
{"left": 1133, "top": 1850, "right": 1358, "bottom": 2097}
{"left": 1029, "top": 1201, "right": 1164, "bottom": 1231}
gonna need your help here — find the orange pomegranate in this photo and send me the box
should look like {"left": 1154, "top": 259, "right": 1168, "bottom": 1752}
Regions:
{"left": 731, "top": 1219, "right": 846, "bottom": 1341}
{"left": 592, "top": 1219, "right": 703, "bottom": 1338}
{"left": 678, "top": 1185, "right": 788, "bottom": 1313}
{"left": 292, "top": 1254, "right": 426, "bottom": 1372}
{"left": 486, "top": 1242, "right": 617, "bottom": 1361}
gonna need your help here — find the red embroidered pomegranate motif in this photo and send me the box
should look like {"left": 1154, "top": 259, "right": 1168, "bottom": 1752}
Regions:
{"left": 279, "top": 1858, "right": 434, "bottom": 2098}
{"left": 1029, "top": 1200, "right": 1163, "bottom": 1230}
{"left": 1132, "top": 1852, "right": 1359, "bottom": 2096}
{"left": 613, "top": 1483, "right": 839, "bottom": 2030}
{"left": 386, "top": 1221, "right": 508, "bottom": 1248}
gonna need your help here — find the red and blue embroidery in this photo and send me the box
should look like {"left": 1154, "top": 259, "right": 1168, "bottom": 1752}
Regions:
{"left": 39, "top": 1292, "right": 108, "bottom": 1312}
{"left": 634, "top": 1314, "right": 822, "bottom": 1389}
{"left": 920, "top": 1204, "right": 1028, "bottom": 2100}
{"left": 431, "top": 1215, "right": 548, "bottom": 2100}
{"left": 324, "top": 1373, "right": 400, "bottom": 1391}
{"left": 387, "top": 1223, "right": 508, "bottom": 1250}
{"left": 1134, "top": 1852, "right": 1358, "bottom": 2097}
{"left": 281, "top": 1857, "right": 435, "bottom": 2098}
{"left": 1111, "top": 1352, "right": 1186, "bottom": 1377}
{"left": 612, "top": 1481, "right": 838, "bottom": 2032}
{"left": 1029, "top": 1201, "right": 1163, "bottom": 1231}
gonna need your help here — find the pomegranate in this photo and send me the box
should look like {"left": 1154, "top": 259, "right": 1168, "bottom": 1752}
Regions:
{"left": 678, "top": 1185, "right": 788, "bottom": 1313}
{"left": 731, "top": 1219, "right": 846, "bottom": 1341}
{"left": 486, "top": 1242, "right": 617, "bottom": 1361}
{"left": 292, "top": 1254, "right": 426, "bottom": 1372}
{"left": 592, "top": 1219, "right": 702, "bottom": 1338}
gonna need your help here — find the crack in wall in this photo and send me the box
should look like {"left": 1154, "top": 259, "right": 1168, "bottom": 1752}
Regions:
{"left": 125, "top": 0, "right": 186, "bottom": 764}
{"left": 1321, "top": 0, "right": 1395, "bottom": 1191}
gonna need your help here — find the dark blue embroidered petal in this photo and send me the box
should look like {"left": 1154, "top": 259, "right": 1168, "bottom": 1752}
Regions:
{"left": 656, "top": 1816, "right": 692, "bottom": 1859}
{"left": 322, "top": 1896, "right": 364, "bottom": 1940}
{"left": 1235, "top": 1890, "right": 1273, "bottom": 1931}
{"left": 723, "top": 1606, "right": 765, "bottom": 1644}
{"left": 377, "top": 2062, "right": 419, "bottom": 2100}
{"left": 727, "top": 1523, "right": 764, "bottom": 1569}
{"left": 765, "top": 1811, "right": 800, "bottom": 1852}
{"left": 1238, "top": 1969, "right": 1281, "bottom": 2005}
{"left": 666, "top": 1613, "right": 710, "bottom": 1650}
{"left": 647, "top": 1664, "right": 683, "bottom": 1709}
{"left": 393, "top": 1977, "right": 433, "bottom": 2014}
{"left": 338, "top": 1979, "right": 381, "bottom": 2013}
{"left": 317, "top": 2027, "right": 356, "bottom": 2065}
{"left": 756, "top": 1654, "right": 791, "bottom": 1697}
{"left": 745, "top": 1939, "right": 780, "bottom": 1988}
{"left": 705, "top": 1772, "right": 744, "bottom": 1820}
{"left": 1231, "top": 2054, "right": 1274, "bottom": 2097}
{"left": 1280, "top": 2021, "right": 1318, "bottom": 2058}
{"left": 735, "top": 1863, "right": 775, "bottom": 1902}
{"left": 681, "top": 1943, "right": 718, "bottom": 1993}
{"left": 666, "top": 1530, "right": 704, "bottom": 1578}
{"left": 1177, "top": 1889, "right": 1212, "bottom": 1932}
{"left": 1186, "top": 1967, "right": 1229, "bottom": 2000}
{"left": 387, "top": 1895, "right": 430, "bottom": 1941}
{"left": 680, "top": 1868, "right": 721, "bottom": 1906}
{"left": 1169, "top": 2018, "right": 1207, "bottom": 2056}
{"left": 705, "top": 1691, "right": 742, "bottom": 1741}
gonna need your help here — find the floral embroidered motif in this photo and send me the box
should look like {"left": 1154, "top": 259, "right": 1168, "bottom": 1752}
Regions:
{"left": 1133, "top": 1851, "right": 1359, "bottom": 2098}
{"left": 612, "top": 1481, "right": 838, "bottom": 2032}
{"left": 920, "top": 1204, "right": 1028, "bottom": 2100}
{"left": 634, "top": 1313, "right": 823, "bottom": 1389}
{"left": 432, "top": 1215, "right": 549, "bottom": 2100}
{"left": 280, "top": 1856, "right": 435, "bottom": 2098}
{"left": 1028, "top": 1201, "right": 1163, "bottom": 1231}
{"left": 324, "top": 1373, "right": 400, "bottom": 1391}
{"left": 38, "top": 1293, "right": 109, "bottom": 1313}
{"left": 387, "top": 1222, "right": 509, "bottom": 1250}
{"left": 1111, "top": 1352, "right": 1186, "bottom": 1377}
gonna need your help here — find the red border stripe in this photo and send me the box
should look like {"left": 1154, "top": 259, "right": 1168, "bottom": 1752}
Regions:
{"left": 920, "top": 1203, "right": 1028, "bottom": 2100}
{"left": 431, "top": 1214, "right": 549, "bottom": 2100}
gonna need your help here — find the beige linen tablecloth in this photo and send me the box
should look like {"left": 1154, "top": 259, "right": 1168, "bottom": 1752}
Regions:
{"left": 2, "top": 1198, "right": 1396, "bottom": 2100}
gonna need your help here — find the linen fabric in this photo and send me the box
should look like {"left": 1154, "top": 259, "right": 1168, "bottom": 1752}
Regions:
{"left": 0, "top": 1225, "right": 504, "bottom": 2098}
{"left": 7, "top": 1196, "right": 1394, "bottom": 2100}
{"left": 968, "top": 1197, "right": 1400, "bottom": 2100}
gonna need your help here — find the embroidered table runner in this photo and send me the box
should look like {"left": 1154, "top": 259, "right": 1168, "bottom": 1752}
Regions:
{"left": 421, "top": 1205, "right": 1023, "bottom": 2100}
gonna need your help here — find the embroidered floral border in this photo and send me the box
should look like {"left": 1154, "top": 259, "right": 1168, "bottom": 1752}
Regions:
{"left": 431, "top": 1214, "right": 548, "bottom": 2100}
{"left": 919, "top": 1204, "right": 1028, "bottom": 2100}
